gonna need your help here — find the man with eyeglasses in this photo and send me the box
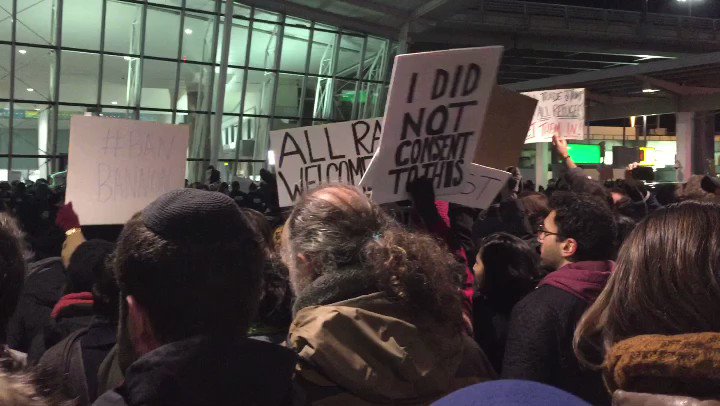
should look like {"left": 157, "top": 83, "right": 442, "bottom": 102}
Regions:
{"left": 501, "top": 191, "right": 617, "bottom": 405}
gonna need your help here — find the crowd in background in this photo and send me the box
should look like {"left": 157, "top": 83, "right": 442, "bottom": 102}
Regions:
{"left": 0, "top": 134, "right": 718, "bottom": 405}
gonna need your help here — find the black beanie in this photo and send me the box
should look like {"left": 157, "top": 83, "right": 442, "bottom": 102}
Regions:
{"left": 141, "top": 188, "right": 251, "bottom": 243}
{"left": 66, "top": 239, "right": 116, "bottom": 294}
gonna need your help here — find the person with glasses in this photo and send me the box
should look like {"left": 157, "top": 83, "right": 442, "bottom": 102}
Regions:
{"left": 502, "top": 192, "right": 617, "bottom": 405}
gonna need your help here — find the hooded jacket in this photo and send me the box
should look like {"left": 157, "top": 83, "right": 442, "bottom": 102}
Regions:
{"left": 289, "top": 291, "right": 496, "bottom": 405}
{"left": 502, "top": 261, "right": 614, "bottom": 405}
{"left": 6, "top": 256, "right": 65, "bottom": 353}
{"left": 605, "top": 333, "right": 720, "bottom": 406}
{"left": 93, "top": 335, "right": 299, "bottom": 406}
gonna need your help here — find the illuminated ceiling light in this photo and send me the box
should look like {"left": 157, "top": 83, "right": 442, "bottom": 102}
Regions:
{"left": 17, "top": 49, "right": 26, "bottom": 55}
{"left": 184, "top": 28, "right": 193, "bottom": 35}
{"left": 642, "top": 88, "right": 660, "bottom": 93}
{"left": 111, "top": 101, "right": 118, "bottom": 105}
{"left": 26, "top": 88, "right": 34, "bottom": 92}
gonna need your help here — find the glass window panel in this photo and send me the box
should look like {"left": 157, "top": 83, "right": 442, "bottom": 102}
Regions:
{"left": 144, "top": 6, "right": 181, "bottom": 59}
{"left": 244, "top": 69, "right": 274, "bottom": 116}
{"left": 62, "top": 0, "right": 102, "bottom": 50}
{"left": 358, "top": 81, "right": 387, "bottom": 119}
{"left": 274, "top": 73, "right": 302, "bottom": 118}
{"left": 178, "top": 62, "right": 212, "bottom": 112}
{"left": 286, "top": 16, "right": 310, "bottom": 29}
{"left": 228, "top": 18, "right": 248, "bottom": 67}
{"left": 248, "top": 22, "right": 280, "bottom": 70}
{"left": 309, "top": 29, "right": 336, "bottom": 76}
{"left": 0, "top": 44, "right": 10, "bottom": 99}
{"left": 280, "top": 25, "right": 309, "bottom": 73}
{"left": 0, "top": 0, "right": 11, "bottom": 41}
{"left": 186, "top": 0, "right": 217, "bottom": 13}
{"left": 223, "top": 67, "right": 244, "bottom": 114}
{"left": 101, "top": 54, "right": 136, "bottom": 107}
{"left": 182, "top": 11, "right": 216, "bottom": 63}
{"left": 15, "top": 46, "right": 54, "bottom": 102}
{"left": 104, "top": 1, "right": 143, "bottom": 55}
{"left": 254, "top": 10, "right": 279, "bottom": 22}
{"left": 219, "top": 114, "right": 240, "bottom": 160}
{"left": 332, "top": 78, "right": 357, "bottom": 121}
{"left": 16, "top": 0, "right": 54, "bottom": 45}
{"left": 233, "top": 5, "right": 251, "bottom": 19}
{"left": 141, "top": 59, "right": 177, "bottom": 110}
{"left": 300, "top": 76, "right": 317, "bottom": 126}
{"left": 139, "top": 110, "right": 173, "bottom": 124}
{"left": 60, "top": 51, "right": 100, "bottom": 104}
{"left": 364, "top": 37, "right": 387, "bottom": 82}
{"left": 336, "top": 35, "right": 363, "bottom": 79}
{"left": 148, "top": 0, "right": 182, "bottom": 7}
{"left": 0, "top": 101, "right": 9, "bottom": 154}
{"left": 11, "top": 103, "right": 49, "bottom": 165}
{"left": 56, "top": 105, "right": 85, "bottom": 154}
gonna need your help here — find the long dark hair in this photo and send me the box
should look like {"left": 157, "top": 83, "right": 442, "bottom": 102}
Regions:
{"left": 574, "top": 201, "right": 720, "bottom": 368}
{"left": 478, "top": 233, "right": 542, "bottom": 312}
{"left": 284, "top": 184, "right": 464, "bottom": 330}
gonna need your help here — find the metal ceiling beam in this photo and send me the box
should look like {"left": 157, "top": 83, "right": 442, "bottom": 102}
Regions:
{"left": 336, "top": 0, "right": 409, "bottom": 20}
{"left": 587, "top": 92, "right": 720, "bottom": 120}
{"left": 411, "top": 0, "right": 476, "bottom": 24}
{"left": 235, "top": 0, "right": 399, "bottom": 39}
{"left": 505, "top": 51, "right": 720, "bottom": 92}
{"left": 636, "top": 74, "right": 720, "bottom": 96}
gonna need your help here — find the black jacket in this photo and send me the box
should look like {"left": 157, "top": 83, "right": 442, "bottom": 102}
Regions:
{"left": 6, "top": 257, "right": 65, "bottom": 353}
{"left": 28, "top": 300, "right": 94, "bottom": 364}
{"left": 472, "top": 295, "right": 513, "bottom": 375}
{"left": 92, "top": 335, "right": 299, "bottom": 406}
{"left": 37, "top": 317, "right": 117, "bottom": 405}
{"left": 501, "top": 285, "right": 609, "bottom": 405}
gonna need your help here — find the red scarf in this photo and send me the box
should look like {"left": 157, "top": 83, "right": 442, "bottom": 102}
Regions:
{"left": 51, "top": 292, "right": 93, "bottom": 319}
{"left": 538, "top": 260, "right": 614, "bottom": 303}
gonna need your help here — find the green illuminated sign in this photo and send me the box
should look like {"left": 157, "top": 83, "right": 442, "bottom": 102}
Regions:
{"left": 567, "top": 143, "right": 602, "bottom": 164}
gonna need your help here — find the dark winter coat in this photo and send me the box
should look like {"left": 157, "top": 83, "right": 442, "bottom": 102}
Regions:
{"left": 472, "top": 294, "right": 513, "bottom": 374}
{"left": 92, "top": 335, "right": 298, "bottom": 406}
{"left": 28, "top": 294, "right": 94, "bottom": 364}
{"left": 502, "top": 261, "right": 614, "bottom": 405}
{"left": 37, "top": 317, "right": 117, "bottom": 405}
{"left": 6, "top": 257, "right": 65, "bottom": 353}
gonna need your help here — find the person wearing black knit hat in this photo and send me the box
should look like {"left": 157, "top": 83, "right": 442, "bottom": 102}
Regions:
{"left": 93, "top": 188, "right": 298, "bottom": 406}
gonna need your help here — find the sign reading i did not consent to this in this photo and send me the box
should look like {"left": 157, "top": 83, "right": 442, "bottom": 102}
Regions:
{"left": 360, "top": 46, "right": 503, "bottom": 204}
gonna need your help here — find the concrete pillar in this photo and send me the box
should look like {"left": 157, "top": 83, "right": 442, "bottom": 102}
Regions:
{"left": 37, "top": 110, "right": 49, "bottom": 180}
{"left": 676, "top": 111, "right": 716, "bottom": 181}
{"left": 535, "top": 142, "right": 550, "bottom": 188}
{"left": 676, "top": 112, "right": 693, "bottom": 182}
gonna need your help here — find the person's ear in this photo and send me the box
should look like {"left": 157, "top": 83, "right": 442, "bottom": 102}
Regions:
{"left": 560, "top": 237, "right": 578, "bottom": 259}
{"left": 127, "top": 296, "right": 161, "bottom": 356}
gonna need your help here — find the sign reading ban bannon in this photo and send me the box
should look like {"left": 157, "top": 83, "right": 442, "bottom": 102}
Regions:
{"left": 66, "top": 116, "right": 189, "bottom": 225}
{"left": 270, "top": 118, "right": 382, "bottom": 207}
{"left": 523, "top": 88, "right": 585, "bottom": 144}
{"left": 360, "top": 46, "right": 503, "bottom": 204}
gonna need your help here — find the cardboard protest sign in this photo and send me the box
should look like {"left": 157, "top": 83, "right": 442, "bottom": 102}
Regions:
{"left": 523, "top": 88, "right": 585, "bottom": 144}
{"left": 360, "top": 46, "right": 503, "bottom": 204}
{"left": 444, "top": 164, "right": 511, "bottom": 210}
{"left": 66, "top": 116, "right": 189, "bottom": 225}
{"left": 475, "top": 86, "right": 538, "bottom": 170}
{"left": 270, "top": 118, "right": 382, "bottom": 207}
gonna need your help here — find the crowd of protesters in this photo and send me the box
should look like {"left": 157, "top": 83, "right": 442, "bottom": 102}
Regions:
{"left": 0, "top": 135, "right": 719, "bottom": 405}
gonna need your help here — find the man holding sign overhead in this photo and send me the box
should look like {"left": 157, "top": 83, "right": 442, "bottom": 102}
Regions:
{"left": 360, "top": 47, "right": 503, "bottom": 204}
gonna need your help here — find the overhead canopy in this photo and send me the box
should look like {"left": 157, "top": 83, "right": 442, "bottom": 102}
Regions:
{"left": 505, "top": 51, "right": 720, "bottom": 121}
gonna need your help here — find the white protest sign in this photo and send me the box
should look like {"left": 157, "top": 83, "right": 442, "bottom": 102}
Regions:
{"left": 360, "top": 46, "right": 503, "bottom": 204}
{"left": 66, "top": 116, "right": 189, "bottom": 225}
{"left": 270, "top": 118, "right": 382, "bottom": 207}
{"left": 444, "top": 164, "right": 511, "bottom": 210}
{"left": 523, "top": 88, "right": 585, "bottom": 144}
